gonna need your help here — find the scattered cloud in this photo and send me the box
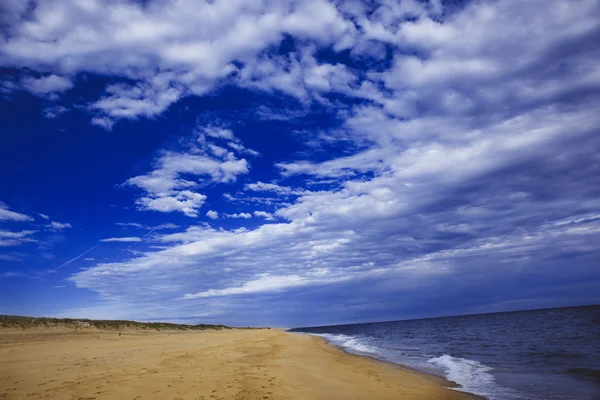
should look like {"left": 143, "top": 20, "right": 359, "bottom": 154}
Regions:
{"left": 183, "top": 273, "right": 351, "bottom": 299}
{"left": 136, "top": 191, "right": 207, "bottom": 217}
{"left": 152, "top": 223, "right": 180, "bottom": 230}
{"left": 206, "top": 210, "right": 219, "bottom": 220}
{"left": 0, "top": 202, "right": 33, "bottom": 222}
{"left": 126, "top": 126, "right": 251, "bottom": 216}
{"left": 38, "top": 213, "right": 50, "bottom": 220}
{"left": 0, "top": 0, "right": 356, "bottom": 126}
{"left": 90, "top": 117, "right": 114, "bottom": 131}
{"left": 253, "top": 211, "right": 274, "bottom": 221}
{"left": 244, "top": 182, "right": 302, "bottom": 196}
{"left": 115, "top": 222, "right": 145, "bottom": 229}
{"left": 0, "top": 230, "right": 37, "bottom": 247}
{"left": 41, "top": 105, "right": 68, "bottom": 119}
{"left": 2, "top": 0, "right": 600, "bottom": 325}
{"left": 47, "top": 221, "right": 72, "bottom": 230}
{"left": 100, "top": 237, "right": 142, "bottom": 243}
{"left": 21, "top": 75, "right": 73, "bottom": 97}
{"left": 226, "top": 213, "right": 252, "bottom": 219}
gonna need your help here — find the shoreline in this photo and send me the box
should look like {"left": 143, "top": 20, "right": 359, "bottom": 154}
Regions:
{"left": 298, "top": 332, "right": 483, "bottom": 399}
{"left": 1, "top": 328, "right": 480, "bottom": 399}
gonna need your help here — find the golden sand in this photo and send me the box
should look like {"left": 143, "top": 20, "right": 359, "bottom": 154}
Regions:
{"left": 0, "top": 328, "right": 477, "bottom": 400}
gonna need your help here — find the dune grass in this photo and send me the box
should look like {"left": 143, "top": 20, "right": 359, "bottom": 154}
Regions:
{"left": 0, "top": 314, "right": 232, "bottom": 331}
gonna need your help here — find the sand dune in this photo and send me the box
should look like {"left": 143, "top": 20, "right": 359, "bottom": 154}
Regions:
{"left": 0, "top": 328, "right": 477, "bottom": 399}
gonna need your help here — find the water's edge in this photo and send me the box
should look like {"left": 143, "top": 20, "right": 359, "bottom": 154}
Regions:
{"left": 288, "top": 331, "right": 486, "bottom": 400}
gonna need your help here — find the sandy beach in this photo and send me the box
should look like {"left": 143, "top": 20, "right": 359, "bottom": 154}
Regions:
{"left": 0, "top": 328, "right": 477, "bottom": 400}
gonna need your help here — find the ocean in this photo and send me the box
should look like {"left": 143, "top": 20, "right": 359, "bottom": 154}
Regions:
{"left": 289, "top": 305, "right": 600, "bottom": 400}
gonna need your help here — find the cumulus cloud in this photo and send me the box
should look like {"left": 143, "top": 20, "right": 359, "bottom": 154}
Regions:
{"left": 226, "top": 213, "right": 252, "bottom": 219}
{"left": 206, "top": 210, "right": 219, "bottom": 220}
{"left": 21, "top": 75, "right": 73, "bottom": 97}
{"left": 100, "top": 237, "right": 142, "bottom": 243}
{"left": 0, "top": 0, "right": 354, "bottom": 125}
{"left": 136, "top": 191, "right": 207, "bottom": 217}
{"left": 126, "top": 126, "right": 252, "bottom": 216}
{"left": 253, "top": 211, "right": 274, "bottom": 220}
{"left": 0, "top": 202, "right": 33, "bottom": 221}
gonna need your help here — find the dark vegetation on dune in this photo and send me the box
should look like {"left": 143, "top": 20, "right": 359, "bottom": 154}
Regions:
{"left": 0, "top": 314, "right": 234, "bottom": 331}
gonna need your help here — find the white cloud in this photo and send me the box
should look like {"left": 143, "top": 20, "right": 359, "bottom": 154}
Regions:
{"left": 21, "top": 75, "right": 73, "bottom": 96}
{"left": 126, "top": 127, "right": 252, "bottom": 217}
{"left": 41, "top": 105, "right": 68, "bottom": 119}
{"left": 0, "top": 202, "right": 33, "bottom": 222}
{"left": 48, "top": 221, "right": 72, "bottom": 230}
{"left": 38, "top": 213, "right": 50, "bottom": 220}
{"left": 183, "top": 273, "right": 347, "bottom": 298}
{"left": 115, "top": 222, "right": 145, "bottom": 229}
{"left": 5, "top": 0, "right": 597, "bottom": 324}
{"left": 92, "top": 81, "right": 182, "bottom": 122}
{"left": 244, "top": 181, "right": 300, "bottom": 195}
{"left": 206, "top": 210, "right": 219, "bottom": 220}
{"left": 90, "top": 117, "right": 114, "bottom": 131}
{"left": 226, "top": 212, "right": 252, "bottom": 219}
{"left": 84, "top": 257, "right": 95, "bottom": 261}
{"left": 0, "top": 230, "right": 35, "bottom": 238}
{"left": 0, "top": 230, "right": 37, "bottom": 247}
{"left": 136, "top": 191, "right": 207, "bottom": 217}
{"left": 253, "top": 211, "right": 274, "bottom": 221}
{"left": 199, "top": 126, "right": 260, "bottom": 157}
{"left": 226, "top": 142, "right": 261, "bottom": 157}
{"left": 127, "top": 152, "right": 248, "bottom": 196}
{"left": 1, "top": 0, "right": 354, "bottom": 125}
{"left": 204, "top": 127, "right": 236, "bottom": 141}
{"left": 100, "top": 237, "right": 142, "bottom": 243}
{"left": 152, "top": 223, "right": 180, "bottom": 230}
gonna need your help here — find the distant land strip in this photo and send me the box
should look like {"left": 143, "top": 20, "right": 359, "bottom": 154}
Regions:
{"left": 0, "top": 315, "right": 267, "bottom": 331}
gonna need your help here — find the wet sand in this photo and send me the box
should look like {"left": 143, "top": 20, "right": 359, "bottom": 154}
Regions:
{"left": 0, "top": 328, "right": 477, "bottom": 399}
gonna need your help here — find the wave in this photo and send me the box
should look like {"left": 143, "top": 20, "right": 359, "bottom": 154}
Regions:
{"left": 428, "top": 354, "right": 520, "bottom": 400}
{"left": 310, "top": 333, "right": 379, "bottom": 354}
{"left": 305, "top": 333, "right": 523, "bottom": 400}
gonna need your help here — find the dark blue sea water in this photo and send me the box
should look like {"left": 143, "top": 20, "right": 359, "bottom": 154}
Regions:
{"left": 290, "top": 305, "right": 600, "bottom": 400}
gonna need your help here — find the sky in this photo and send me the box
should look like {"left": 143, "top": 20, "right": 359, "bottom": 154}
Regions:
{"left": 1, "top": 0, "right": 599, "bottom": 328}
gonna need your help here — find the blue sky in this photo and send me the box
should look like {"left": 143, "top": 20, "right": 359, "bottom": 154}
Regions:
{"left": 1, "top": 0, "right": 599, "bottom": 327}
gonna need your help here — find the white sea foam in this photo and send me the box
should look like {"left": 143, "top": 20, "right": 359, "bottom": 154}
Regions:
{"left": 312, "top": 333, "right": 379, "bottom": 354}
{"left": 303, "top": 333, "right": 522, "bottom": 399}
{"left": 428, "top": 355, "right": 519, "bottom": 400}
